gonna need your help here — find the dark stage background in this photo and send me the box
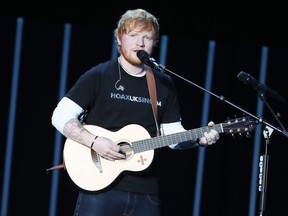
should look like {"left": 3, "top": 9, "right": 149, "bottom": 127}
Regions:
{"left": 1, "top": 1, "right": 288, "bottom": 216}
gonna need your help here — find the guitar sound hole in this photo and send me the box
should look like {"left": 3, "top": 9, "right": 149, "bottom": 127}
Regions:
{"left": 118, "top": 142, "right": 134, "bottom": 160}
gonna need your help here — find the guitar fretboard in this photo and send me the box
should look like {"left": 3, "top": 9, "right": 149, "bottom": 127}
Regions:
{"left": 132, "top": 124, "right": 224, "bottom": 153}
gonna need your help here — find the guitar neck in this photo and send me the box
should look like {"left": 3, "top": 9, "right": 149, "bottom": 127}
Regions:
{"left": 132, "top": 124, "right": 224, "bottom": 153}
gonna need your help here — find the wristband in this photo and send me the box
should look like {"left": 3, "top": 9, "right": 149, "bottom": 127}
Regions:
{"left": 90, "top": 136, "right": 98, "bottom": 148}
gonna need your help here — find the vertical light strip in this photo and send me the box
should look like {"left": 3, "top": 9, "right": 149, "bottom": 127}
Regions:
{"left": 49, "top": 24, "right": 71, "bottom": 216}
{"left": 0, "top": 17, "right": 24, "bottom": 216}
{"left": 193, "top": 40, "right": 216, "bottom": 216}
{"left": 159, "top": 35, "right": 168, "bottom": 65}
{"left": 248, "top": 46, "right": 268, "bottom": 216}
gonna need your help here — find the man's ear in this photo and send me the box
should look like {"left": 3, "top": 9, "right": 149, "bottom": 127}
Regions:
{"left": 116, "top": 35, "right": 121, "bottom": 46}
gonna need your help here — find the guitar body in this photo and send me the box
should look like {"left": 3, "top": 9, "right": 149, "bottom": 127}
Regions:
{"left": 63, "top": 124, "right": 153, "bottom": 192}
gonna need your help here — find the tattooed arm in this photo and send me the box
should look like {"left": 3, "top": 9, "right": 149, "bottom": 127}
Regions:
{"left": 52, "top": 97, "right": 125, "bottom": 160}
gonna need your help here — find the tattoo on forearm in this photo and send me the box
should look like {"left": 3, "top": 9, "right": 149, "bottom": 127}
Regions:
{"left": 63, "top": 118, "right": 87, "bottom": 144}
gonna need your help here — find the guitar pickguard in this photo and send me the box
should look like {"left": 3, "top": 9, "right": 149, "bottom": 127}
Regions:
{"left": 91, "top": 151, "right": 103, "bottom": 173}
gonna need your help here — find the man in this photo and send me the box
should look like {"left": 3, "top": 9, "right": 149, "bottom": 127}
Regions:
{"left": 51, "top": 8, "right": 219, "bottom": 216}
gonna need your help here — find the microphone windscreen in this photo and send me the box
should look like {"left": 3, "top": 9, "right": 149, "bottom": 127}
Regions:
{"left": 136, "top": 50, "right": 149, "bottom": 62}
{"left": 237, "top": 71, "right": 249, "bottom": 84}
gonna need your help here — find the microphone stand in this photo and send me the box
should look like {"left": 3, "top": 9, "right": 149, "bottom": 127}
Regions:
{"left": 158, "top": 65, "right": 288, "bottom": 215}
{"left": 257, "top": 92, "right": 287, "bottom": 216}
{"left": 258, "top": 128, "right": 270, "bottom": 216}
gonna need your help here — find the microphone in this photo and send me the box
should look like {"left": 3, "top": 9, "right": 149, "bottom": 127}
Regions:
{"left": 237, "top": 71, "right": 286, "bottom": 103}
{"left": 136, "top": 50, "right": 163, "bottom": 72}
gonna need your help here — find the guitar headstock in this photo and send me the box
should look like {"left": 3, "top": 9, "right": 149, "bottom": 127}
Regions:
{"left": 222, "top": 116, "right": 259, "bottom": 136}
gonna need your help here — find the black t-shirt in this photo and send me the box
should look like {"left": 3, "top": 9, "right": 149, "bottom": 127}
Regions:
{"left": 65, "top": 59, "right": 181, "bottom": 194}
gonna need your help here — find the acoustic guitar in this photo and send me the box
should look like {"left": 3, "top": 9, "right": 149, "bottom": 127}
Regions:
{"left": 63, "top": 116, "right": 258, "bottom": 191}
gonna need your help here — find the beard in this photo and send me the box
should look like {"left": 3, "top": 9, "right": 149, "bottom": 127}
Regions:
{"left": 119, "top": 46, "right": 151, "bottom": 66}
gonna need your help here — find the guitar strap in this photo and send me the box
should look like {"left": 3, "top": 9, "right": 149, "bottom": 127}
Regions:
{"left": 146, "top": 68, "right": 160, "bottom": 136}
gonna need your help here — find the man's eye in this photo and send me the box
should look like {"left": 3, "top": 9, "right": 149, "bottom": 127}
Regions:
{"left": 145, "top": 36, "right": 153, "bottom": 40}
